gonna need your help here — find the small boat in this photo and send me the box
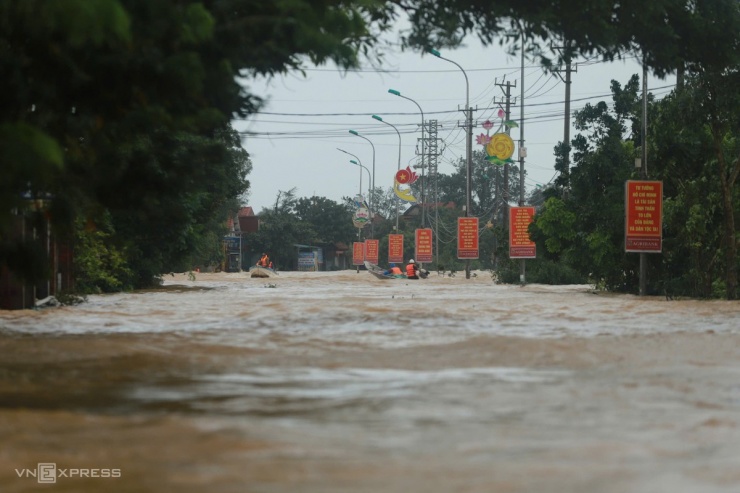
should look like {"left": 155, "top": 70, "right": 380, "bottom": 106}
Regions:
{"left": 249, "top": 265, "right": 278, "bottom": 278}
{"left": 364, "top": 261, "right": 406, "bottom": 280}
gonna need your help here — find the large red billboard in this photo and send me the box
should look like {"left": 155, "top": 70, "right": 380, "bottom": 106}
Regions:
{"left": 352, "top": 242, "right": 364, "bottom": 266}
{"left": 625, "top": 180, "right": 663, "bottom": 252}
{"left": 509, "top": 206, "right": 537, "bottom": 259}
{"left": 364, "top": 239, "right": 379, "bottom": 264}
{"left": 457, "top": 217, "right": 479, "bottom": 259}
{"left": 388, "top": 234, "right": 404, "bottom": 264}
{"left": 415, "top": 229, "right": 433, "bottom": 263}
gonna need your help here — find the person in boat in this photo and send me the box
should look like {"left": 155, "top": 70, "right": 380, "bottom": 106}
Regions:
{"left": 257, "top": 253, "right": 270, "bottom": 267}
{"left": 268, "top": 261, "right": 274, "bottom": 269}
{"left": 383, "top": 263, "right": 403, "bottom": 276}
{"left": 405, "top": 259, "right": 420, "bottom": 279}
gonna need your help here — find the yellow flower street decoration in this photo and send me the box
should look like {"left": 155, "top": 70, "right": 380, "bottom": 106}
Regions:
{"left": 486, "top": 132, "right": 515, "bottom": 161}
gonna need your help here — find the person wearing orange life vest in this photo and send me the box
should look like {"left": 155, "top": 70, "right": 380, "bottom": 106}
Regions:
{"left": 405, "top": 259, "right": 420, "bottom": 279}
{"left": 257, "top": 253, "right": 269, "bottom": 267}
{"left": 383, "top": 263, "right": 403, "bottom": 276}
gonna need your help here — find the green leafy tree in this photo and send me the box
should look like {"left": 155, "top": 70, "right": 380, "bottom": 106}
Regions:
{"left": 294, "top": 196, "right": 357, "bottom": 246}
{"left": 399, "top": 0, "right": 740, "bottom": 77}
{"left": 650, "top": 69, "right": 739, "bottom": 298}
{"left": 528, "top": 77, "right": 642, "bottom": 290}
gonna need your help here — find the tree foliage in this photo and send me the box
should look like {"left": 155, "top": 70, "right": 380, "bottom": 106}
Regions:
{"left": 529, "top": 66, "right": 739, "bottom": 298}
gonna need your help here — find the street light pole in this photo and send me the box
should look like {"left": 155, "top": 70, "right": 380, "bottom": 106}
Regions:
{"left": 388, "top": 89, "right": 425, "bottom": 228}
{"left": 337, "top": 147, "right": 365, "bottom": 191}
{"left": 348, "top": 130, "right": 376, "bottom": 238}
{"left": 337, "top": 148, "right": 372, "bottom": 231}
{"left": 429, "top": 49, "right": 472, "bottom": 279}
{"left": 338, "top": 148, "right": 366, "bottom": 246}
{"left": 371, "top": 114, "right": 402, "bottom": 231}
{"left": 350, "top": 159, "right": 372, "bottom": 199}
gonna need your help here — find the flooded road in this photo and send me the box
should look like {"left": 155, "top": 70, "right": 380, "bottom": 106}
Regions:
{"left": 1, "top": 270, "right": 739, "bottom": 492}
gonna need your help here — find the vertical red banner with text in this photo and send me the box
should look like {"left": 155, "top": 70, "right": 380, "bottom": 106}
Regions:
{"left": 364, "top": 239, "right": 379, "bottom": 264}
{"left": 509, "top": 206, "right": 536, "bottom": 258}
{"left": 415, "top": 229, "right": 433, "bottom": 263}
{"left": 388, "top": 234, "right": 404, "bottom": 264}
{"left": 625, "top": 180, "right": 663, "bottom": 252}
{"left": 352, "top": 242, "right": 364, "bottom": 266}
{"left": 457, "top": 217, "right": 479, "bottom": 259}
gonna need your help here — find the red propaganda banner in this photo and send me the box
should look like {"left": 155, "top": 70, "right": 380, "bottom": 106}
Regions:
{"left": 352, "top": 242, "right": 364, "bottom": 266}
{"left": 625, "top": 180, "right": 663, "bottom": 252}
{"left": 509, "top": 206, "right": 537, "bottom": 258}
{"left": 457, "top": 217, "right": 479, "bottom": 259}
{"left": 364, "top": 239, "right": 380, "bottom": 264}
{"left": 415, "top": 228, "right": 433, "bottom": 263}
{"left": 388, "top": 234, "right": 404, "bottom": 264}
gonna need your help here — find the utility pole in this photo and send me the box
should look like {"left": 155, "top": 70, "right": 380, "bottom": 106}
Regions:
{"left": 519, "top": 36, "right": 526, "bottom": 284}
{"left": 553, "top": 43, "right": 576, "bottom": 198}
{"left": 425, "top": 120, "right": 441, "bottom": 266}
{"left": 639, "top": 62, "right": 648, "bottom": 296}
{"left": 494, "top": 79, "right": 516, "bottom": 230}
{"left": 458, "top": 107, "right": 477, "bottom": 279}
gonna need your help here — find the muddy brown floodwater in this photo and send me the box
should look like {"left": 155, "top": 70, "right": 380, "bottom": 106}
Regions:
{"left": 1, "top": 270, "right": 739, "bottom": 493}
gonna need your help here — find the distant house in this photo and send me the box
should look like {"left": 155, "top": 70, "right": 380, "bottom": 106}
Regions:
{"left": 324, "top": 242, "right": 351, "bottom": 270}
{"left": 222, "top": 206, "right": 259, "bottom": 272}
{"left": 237, "top": 206, "right": 259, "bottom": 233}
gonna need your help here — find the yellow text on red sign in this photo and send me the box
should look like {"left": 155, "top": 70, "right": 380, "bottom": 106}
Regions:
{"left": 625, "top": 180, "right": 662, "bottom": 252}
{"left": 509, "top": 206, "right": 536, "bottom": 259}
{"left": 415, "top": 228, "right": 433, "bottom": 263}
{"left": 352, "top": 242, "right": 364, "bottom": 265}
{"left": 457, "top": 217, "right": 479, "bottom": 259}
{"left": 364, "top": 239, "right": 380, "bottom": 264}
{"left": 388, "top": 234, "right": 404, "bottom": 264}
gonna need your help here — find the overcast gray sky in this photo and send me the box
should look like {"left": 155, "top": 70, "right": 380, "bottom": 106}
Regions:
{"left": 234, "top": 36, "right": 675, "bottom": 214}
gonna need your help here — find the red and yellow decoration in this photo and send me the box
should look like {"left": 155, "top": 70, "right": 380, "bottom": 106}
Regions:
{"left": 393, "top": 165, "right": 418, "bottom": 202}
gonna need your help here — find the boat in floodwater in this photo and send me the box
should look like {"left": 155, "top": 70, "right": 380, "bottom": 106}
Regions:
{"left": 249, "top": 265, "right": 278, "bottom": 278}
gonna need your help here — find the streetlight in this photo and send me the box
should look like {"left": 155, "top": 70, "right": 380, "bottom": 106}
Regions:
{"left": 388, "top": 89, "right": 426, "bottom": 228}
{"left": 337, "top": 148, "right": 365, "bottom": 193}
{"left": 338, "top": 148, "right": 373, "bottom": 240}
{"left": 349, "top": 159, "right": 372, "bottom": 198}
{"left": 349, "top": 130, "right": 376, "bottom": 238}
{"left": 428, "top": 48, "right": 473, "bottom": 279}
{"left": 371, "top": 114, "right": 402, "bottom": 231}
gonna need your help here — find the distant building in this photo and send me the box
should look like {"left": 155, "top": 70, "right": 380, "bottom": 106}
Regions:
{"left": 237, "top": 206, "right": 259, "bottom": 233}
{"left": 223, "top": 206, "right": 259, "bottom": 272}
{"left": 1, "top": 204, "right": 74, "bottom": 310}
